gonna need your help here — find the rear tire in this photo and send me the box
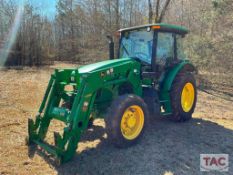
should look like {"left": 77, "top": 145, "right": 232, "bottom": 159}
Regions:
{"left": 170, "top": 72, "right": 197, "bottom": 122}
{"left": 105, "top": 94, "right": 149, "bottom": 148}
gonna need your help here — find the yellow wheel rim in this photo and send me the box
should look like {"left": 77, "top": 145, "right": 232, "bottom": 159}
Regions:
{"left": 120, "top": 105, "right": 144, "bottom": 140}
{"left": 181, "top": 82, "right": 195, "bottom": 112}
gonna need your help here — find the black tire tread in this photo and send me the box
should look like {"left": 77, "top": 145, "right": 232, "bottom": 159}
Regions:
{"left": 105, "top": 94, "right": 149, "bottom": 148}
{"left": 170, "top": 72, "right": 197, "bottom": 122}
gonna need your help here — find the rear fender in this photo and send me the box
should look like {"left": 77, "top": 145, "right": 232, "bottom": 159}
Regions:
{"left": 160, "top": 60, "right": 196, "bottom": 91}
{"left": 158, "top": 60, "right": 196, "bottom": 114}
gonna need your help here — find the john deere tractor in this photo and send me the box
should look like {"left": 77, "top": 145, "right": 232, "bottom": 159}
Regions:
{"left": 27, "top": 23, "right": 197, "bottom": 164}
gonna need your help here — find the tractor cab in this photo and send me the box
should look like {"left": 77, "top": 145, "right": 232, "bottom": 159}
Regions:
{"left": 110, "top": 23, "right": 196, "bottom": 116}
{"left": 117, "top": 23, "right": 188, "bottom": 76}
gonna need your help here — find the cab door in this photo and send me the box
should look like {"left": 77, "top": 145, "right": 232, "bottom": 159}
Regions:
{"left": 153, "top": 32, "right": 175, "bottom": 73}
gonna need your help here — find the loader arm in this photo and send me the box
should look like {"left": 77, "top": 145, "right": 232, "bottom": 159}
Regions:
{"left": 28, "top": 59, "right": 142, "bottom": 163}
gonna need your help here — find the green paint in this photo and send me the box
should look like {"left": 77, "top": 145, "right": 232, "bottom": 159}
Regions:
{"left": 120, "top": 23, "right": 189, "bottom": 35}
{"left": 158, "top": 60, "right": 195, "bottom": 114}
{"left": 28, "top": 58, "right": 142, "bottom": 163}
{"left": 78, "top": 58, "right": 133, "bottom": 73}
{"left": 28, "top": 23, "right": 196, "bottom": 164}
{"left": 160, "top": 60, "right": 192, "bottom": 91}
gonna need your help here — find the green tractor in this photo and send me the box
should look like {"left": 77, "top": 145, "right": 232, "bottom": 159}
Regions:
{"left": 27, "top": 23, "right": 197, "bottom": 164}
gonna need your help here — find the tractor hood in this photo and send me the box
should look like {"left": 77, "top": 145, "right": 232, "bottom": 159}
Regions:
{"left": 78, "top": 58, "right": 134, "bottom": 74}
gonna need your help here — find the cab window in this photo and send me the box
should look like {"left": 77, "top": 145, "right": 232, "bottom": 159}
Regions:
{"left": 176, "top": 35, "right": 186, "bottom": 59}
{"left": 156, "top": 32, "right": 174, "bottom": 67}
{"left": 119, "top": 30, "right": 154, "bottom": 64}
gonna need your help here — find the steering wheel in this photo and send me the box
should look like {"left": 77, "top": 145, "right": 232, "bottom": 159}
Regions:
{"left": 134, "top": 52, "right": 149, "bottom": 60}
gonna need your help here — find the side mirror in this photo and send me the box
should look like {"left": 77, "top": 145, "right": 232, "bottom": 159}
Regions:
{"left": 106, "top": 35, "right": 113, "bottom": 43}
{"left": 106, "top": 35, "right": 114, "bottom": 60}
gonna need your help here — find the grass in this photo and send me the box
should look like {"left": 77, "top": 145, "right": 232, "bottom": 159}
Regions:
{"left": 0, "top": 63, "right": 232, "bottom": 175}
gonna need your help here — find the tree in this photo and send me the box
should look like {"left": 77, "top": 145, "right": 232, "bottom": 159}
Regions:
{"left": 148, "top": 0, "right": 153, "bottom": 23}
{"left": 148, "top": 0, "right": 172, "bottom": 23}
{"left": 55, "top": 0, "right": 77, "bottom": 61}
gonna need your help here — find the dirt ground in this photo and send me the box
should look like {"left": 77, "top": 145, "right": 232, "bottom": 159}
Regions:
{"left": 0, "top": 64, "right": 233, "bottom": 175}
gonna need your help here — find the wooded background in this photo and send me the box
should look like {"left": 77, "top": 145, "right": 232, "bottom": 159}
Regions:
{"left": 0, "top": 0, "right": 232, "bottom": 76}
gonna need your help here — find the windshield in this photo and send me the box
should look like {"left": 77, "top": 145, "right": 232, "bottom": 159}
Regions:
{"left": 119, "top": 30, "right": 154, "bottom": 64}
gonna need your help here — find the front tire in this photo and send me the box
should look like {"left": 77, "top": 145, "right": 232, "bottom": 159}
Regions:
{"left": 105, "top": 94, "right": 149, "bottom": 148}
{"left": 170, "top": 72, "right": 197, "bottom": 122}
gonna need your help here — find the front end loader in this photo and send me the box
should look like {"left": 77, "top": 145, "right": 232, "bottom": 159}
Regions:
{"left": 27, "top": 23, "right": 197, "bottom": 164}
{"left": 28, "top": 58, "right": 142, "bottom": 163}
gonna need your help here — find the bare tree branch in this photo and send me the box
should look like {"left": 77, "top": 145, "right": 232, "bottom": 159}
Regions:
{"left": 148, "top": 0, "right": 153, "bottom": 23}
{"left": 157, "top": 0, "right": 171, "bottom": 22}
{"left": 155, "top": 0, "right": 160, "bottom": 23}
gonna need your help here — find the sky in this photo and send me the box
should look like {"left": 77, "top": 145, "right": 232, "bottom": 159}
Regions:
{"left": 0, "top": 0, "right": 58, "bottom": 66}
{"left": 31, "top": 0, "right": 58, "bottom": 18}
{"left": 17, "top": 0, "right": 58, "bottom": 19}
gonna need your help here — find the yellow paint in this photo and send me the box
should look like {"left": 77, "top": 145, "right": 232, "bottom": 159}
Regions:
{"left": 120, "top": 105, "right": 144, "bottom": 140}
{"left": 181, "top": 82, "right": 195, "bottom": 112}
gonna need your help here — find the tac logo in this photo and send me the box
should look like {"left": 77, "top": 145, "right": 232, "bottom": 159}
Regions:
{"left": 200, "top": 154, "right": 229, "bottom": 172}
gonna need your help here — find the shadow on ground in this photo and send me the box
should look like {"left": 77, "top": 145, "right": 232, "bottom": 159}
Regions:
{"left": 28, "top": 116, "right": 233, "bottom": 175}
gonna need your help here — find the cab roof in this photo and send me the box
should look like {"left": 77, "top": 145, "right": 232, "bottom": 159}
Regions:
{"left": 119, "top": 23, "right": 189, "bottom": 35}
